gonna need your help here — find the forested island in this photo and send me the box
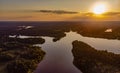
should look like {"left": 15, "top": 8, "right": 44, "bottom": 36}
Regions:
{"left": 0, "top": 36, "right": 45, "bottom": 73}
{"left": 72, "top": 40, "right": 120, "bottom": 73}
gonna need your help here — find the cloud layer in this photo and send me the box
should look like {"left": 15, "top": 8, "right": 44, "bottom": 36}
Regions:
{"left": 1, "top": 10, "right": 120, "bottom": 21}
{"left": 28, "top": 10, "right": 79, "bottom": 14}
{"left": 29, "top": 10, "right": 120, "bottom": 16}
{"left": 103, "top": 12, "right": 120, "bottom": 16}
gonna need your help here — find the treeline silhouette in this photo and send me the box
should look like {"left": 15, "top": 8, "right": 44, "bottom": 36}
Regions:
{"left": 72, "top": 40, "right": 120, "bottom": 73}
{"left": 0, "top": 21, "right": 120, "bottom": 41}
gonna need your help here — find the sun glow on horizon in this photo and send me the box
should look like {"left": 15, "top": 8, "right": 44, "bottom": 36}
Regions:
{"left": 92, "top": 3, "right": 107, "bottom": 15}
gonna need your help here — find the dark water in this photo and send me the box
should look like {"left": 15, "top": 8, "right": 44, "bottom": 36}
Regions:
{"left": 31, "top": 31, "right": 120, "bottom": 73}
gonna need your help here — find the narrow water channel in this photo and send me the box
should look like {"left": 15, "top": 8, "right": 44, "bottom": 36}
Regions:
{"left": 33, "top": 31, "right": 120, "bottom": 73}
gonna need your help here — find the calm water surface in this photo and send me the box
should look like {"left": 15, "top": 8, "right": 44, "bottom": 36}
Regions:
{"left": 33, "top": 31, "right": 120, "bottom": 73}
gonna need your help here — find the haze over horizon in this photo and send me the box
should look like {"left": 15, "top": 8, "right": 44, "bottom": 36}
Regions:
{"left": 0, "top": 0, "right": 120, "bottom": 21}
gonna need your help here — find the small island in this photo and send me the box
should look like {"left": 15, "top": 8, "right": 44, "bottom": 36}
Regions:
{"left": 72, "top": 40, "right": 120, "bottom": 73}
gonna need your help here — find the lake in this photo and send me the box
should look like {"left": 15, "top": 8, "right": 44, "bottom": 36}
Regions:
{"left": 31, "top": 31, "right": 120, "bottom": 73}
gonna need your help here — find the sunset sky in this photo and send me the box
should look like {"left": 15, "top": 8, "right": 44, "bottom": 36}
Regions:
{"left": 0, "top": 0, "right": 120, "bottom": 21}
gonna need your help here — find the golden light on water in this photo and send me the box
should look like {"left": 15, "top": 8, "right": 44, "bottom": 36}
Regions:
{"left": 92, "top": 3, "right": 107, "bottom": 15}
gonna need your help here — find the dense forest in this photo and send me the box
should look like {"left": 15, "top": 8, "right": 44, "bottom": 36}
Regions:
{"left": 72, "top": 40, "right": 120, "bottom": 73}
{"left": 0, "top": 36, "right": 45, "bottom": 73}
{"left": 0, "top": 21, "right": 120, "bottom": 41}
{"left": 0, "top": 21, "right": 120, "bottom": 73}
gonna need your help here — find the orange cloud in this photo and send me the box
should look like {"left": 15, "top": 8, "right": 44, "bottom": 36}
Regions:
{"left": 0, "top": 10, "right": 120, "bottom": 21}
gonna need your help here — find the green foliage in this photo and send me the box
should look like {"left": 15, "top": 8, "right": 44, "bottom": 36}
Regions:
{"left": 0, "top": 42, "right": 24, "bottom": 50}
{"left": 72, "top": 40, "right": 120, "bottom": 73}
{"left": 20, "top": 46, "right": 45, "bottom": 62}
{"left": 7, "top": 59, "right": 37, "bottom": 73}
{"left": 0, "top": 52, "right": 15, "bottom": 62}
{"left": 0, "top": 37, "right": 45, "bottom": 73}
{"left": 16, "top": 38, "right": 45, "bottom": 44}
{"left": 5, "top": 45, "right": 45, "bottom": 73}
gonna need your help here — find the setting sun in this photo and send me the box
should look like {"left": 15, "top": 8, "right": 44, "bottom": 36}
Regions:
{"left": 93, "top": 3, "right": 107, "bottom": 14}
